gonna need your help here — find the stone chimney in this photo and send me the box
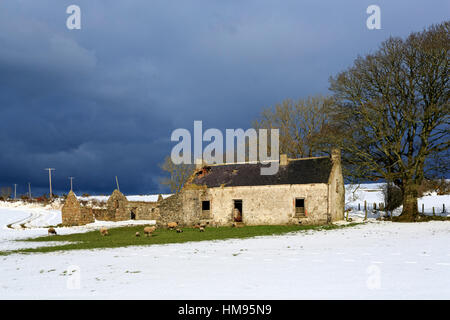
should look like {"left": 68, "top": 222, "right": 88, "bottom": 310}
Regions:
{"left": 331, "top": 148, "right": 341, "bottom": 163}
{"left": 280, "top": 154, "right": 288, "bottom": 166}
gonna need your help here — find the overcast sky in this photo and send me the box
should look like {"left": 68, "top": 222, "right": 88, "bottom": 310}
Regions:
{"left": 0, "top": 0, "right": 448, "bottom": 196}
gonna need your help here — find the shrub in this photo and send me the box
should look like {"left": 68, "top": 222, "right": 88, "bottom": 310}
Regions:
{"left": 36, "top": 195, "right": 49, "bottom": 203}
{"left": 383, "top": 183, "right": 403, "bottom": 212}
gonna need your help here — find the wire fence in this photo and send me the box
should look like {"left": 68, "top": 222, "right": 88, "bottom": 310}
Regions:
{"left": 345, "top": 202, "right": 448, "bottom": 217}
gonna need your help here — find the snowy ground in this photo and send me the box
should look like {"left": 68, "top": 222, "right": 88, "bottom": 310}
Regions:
{"left": 0, "top": 206, "right": 154, "bottom": 251}
{"left": 0, "top": 185, "right": 449, "bottom": 299}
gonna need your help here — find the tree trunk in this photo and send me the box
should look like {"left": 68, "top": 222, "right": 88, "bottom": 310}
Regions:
{"left": 399, "top": 183, "right": 419, "bottom": 221}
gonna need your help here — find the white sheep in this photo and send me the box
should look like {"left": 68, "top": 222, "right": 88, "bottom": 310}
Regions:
{"left": 144, "top": 226, "right": 156, "bottom": 237}
{"left": 100, "top": 227, "right": 109, "bottom": 236}
{"left": 167, "top": 222, "right": 178, "bottom": 230}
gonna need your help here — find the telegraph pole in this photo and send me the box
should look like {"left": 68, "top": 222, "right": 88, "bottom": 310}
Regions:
{"left": 115, "top": 176, "right": 120, "bottom": 191}
{"left": 13, "top": 184, "right": 17, "bottom": 200}
{"left": 69, "top": 177, "right": 74, "bottom": 191}
{"left": 28, "top": 183, "right": 32, "bottom": 199}
{"left": 45, "top": 168, "right": 55, "bottom": 200}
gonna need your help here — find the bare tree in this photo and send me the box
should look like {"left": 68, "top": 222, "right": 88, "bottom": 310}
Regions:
{"left": 0, "top": 186, "right": 12, "bottom": 200}
{"left": 253, "top": 95, "right": 333, "bottom": 158}
{"left": 328, "top": 21, "right": 449, "bottom": 221}
{"left": 160, "top": 156, "right": 195, "bottom": 193}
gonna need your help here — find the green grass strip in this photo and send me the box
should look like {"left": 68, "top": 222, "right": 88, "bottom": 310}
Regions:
{"left": 1, "top": 223, "right": 359, "bottom": 255}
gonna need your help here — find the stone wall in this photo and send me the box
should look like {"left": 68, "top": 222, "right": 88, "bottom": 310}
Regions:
{"left": 92, "top": 208, "right": 115, "bottom": 221}
{"left": 128, "top": 201, "right": 158, "bottom": 220}
{"left": 181, "top": 189, "right": 209, "bottom": 225}
{"left": 156, "top": 193, "right": 184, "bottom": 227}
{"left": 203, "top": 184, "right": 329, "bottom": 226}
{"left": 156, "top": 182, "right": 334, "bottom": 227}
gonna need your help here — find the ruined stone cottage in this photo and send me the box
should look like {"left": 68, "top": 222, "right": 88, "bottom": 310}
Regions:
{"left": 61, "top": 150, "right": 344, "bottom": 227}
{"left": 157, "top": 150, "right": 345, "bottom": 226}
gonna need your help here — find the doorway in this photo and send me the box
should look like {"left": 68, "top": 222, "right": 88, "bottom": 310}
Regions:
{"left": 233, "top": 199, "right": 243, "bottom": 222}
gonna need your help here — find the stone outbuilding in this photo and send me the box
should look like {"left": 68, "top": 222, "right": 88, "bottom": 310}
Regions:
{"left": 106, "top": 189, "right": 129, "bottom": 221}
{"left": 61, "top": 191, "right": 95, "bottom": 226}
{"left": 156, "top": 151, "right": 345, "bottom": 226}
{"left": 61, "top": 189, "right": 160, "bottom": 225}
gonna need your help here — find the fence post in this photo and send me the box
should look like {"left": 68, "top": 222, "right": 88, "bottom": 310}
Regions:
{"left": 433, "top": 207, "right": 435, "bottom": 216}
{"left": 358, "top": 203, "right": 360, "bottom": 211}
{"left": 422, "top": 203, "right": 424, "bottom": 214}
{"left": 443, "top": 204, "right": 446, "bottom": 214}
{"left": 364, "top": 200, "right": 367, "bottom": 220}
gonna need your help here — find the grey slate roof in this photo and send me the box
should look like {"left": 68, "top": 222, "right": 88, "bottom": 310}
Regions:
{"left": 190, "top": 157, "right": 332, "bottom": 188}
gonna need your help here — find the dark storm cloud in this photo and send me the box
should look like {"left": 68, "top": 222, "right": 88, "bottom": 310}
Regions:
{"left": 0, "top": 0, "right": 448, "bottom": 195}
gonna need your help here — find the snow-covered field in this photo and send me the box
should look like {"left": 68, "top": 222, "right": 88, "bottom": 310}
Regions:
{"left": 0, "top": 206, "right": 155, "bottom": 251}
{"left": 0, "top": 185, "right": 449, "bottom": 299}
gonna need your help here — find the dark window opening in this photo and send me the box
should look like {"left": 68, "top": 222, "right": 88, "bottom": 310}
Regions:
{"left": 295, "top": 198, "right": 305, "bottom": 216}
{"left": 202, "top": 200, "right": 210, "bottom": 211}
{"left": 130, "top": 210, "right": 136, "bottom": 220}
{"left": 233, "top": 200, "right": 243, "bottom": 222}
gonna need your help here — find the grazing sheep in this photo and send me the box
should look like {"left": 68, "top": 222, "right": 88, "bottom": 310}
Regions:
{"left": 167, "top": 222, "right": 178, "bottom": 230}
{"left": 100, "top": 227, "right": 109, "bottom": 236}
{"left": 48, "top": 227, "right": 57, "bottom": 235}
{"left": 176, "top": 228, "right": 183, "bottom": 233}
{"left": 199, "top": 226, "right": 205, "bottom": 232}
{"left": 144, "top": 226, "right": 156, "bottom": 237}
{"left": 135, "top": 232, "right": 141, "bottom": 237}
